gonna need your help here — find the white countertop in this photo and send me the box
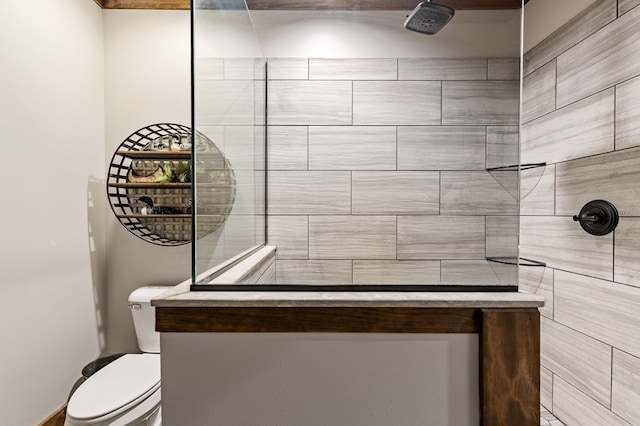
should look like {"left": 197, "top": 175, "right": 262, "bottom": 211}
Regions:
{"left": 152, "top": 282, "right": 544, "bottom": 308}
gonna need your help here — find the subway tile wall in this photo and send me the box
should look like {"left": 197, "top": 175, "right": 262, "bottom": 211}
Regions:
{"left": 520, "top": 1, "right": 640, "bottom": 423}
{"left": 266, "top": 57, "right": 520, "bottom": 285}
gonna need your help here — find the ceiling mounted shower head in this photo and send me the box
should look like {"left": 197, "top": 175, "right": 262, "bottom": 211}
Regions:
{"left": 404, "top": 1, "right": 455, "bottom": 35}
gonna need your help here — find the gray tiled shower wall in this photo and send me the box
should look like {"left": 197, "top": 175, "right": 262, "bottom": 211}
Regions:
{"left": 519, "top": 0, "right": 640, "bottom": 424}
{"left": 265, "top": 57, "right": 520, "bottom": 285}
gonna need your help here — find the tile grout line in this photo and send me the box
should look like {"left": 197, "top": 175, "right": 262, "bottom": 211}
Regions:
{"left": 486, "top": 57, "right": 489, "bottom": 80}
{"left": 438, "top": 171, "right": 442, "bottom": 216}
{"left": 551, "top": 268, "right": 555, "bottom": 322}
{"left": 395, "top": 215, "right": 398, "bottom": 262}
{"left": 554, "top": 58, "right": 558, "bottom": 111}
{"left": 440, "top": 80, "right": 443, "bottom": 125}
{"left": 547, "top": 306, "right": 623, "bottom": 358}
{"left": 395, "top": 126, "right": 399, "bottom": 171}
{"left": 552, "top": 371, "right": 627, "bottom": 419}
{"left": 614, "top": 82, "right": 618, "bottom": 150}
{"left": 483, "top": 216, "right": 487, "bottom": 258}
{"left": 306, "top": 125, "right": 310, "bottom": 171}
{"left": 610, "top": 346, "right": 614, "bottom": 410}
{"left": 350, "top": 170, "right": 353, "bottom": 215}
{"left": 307, "top": 214, "right": 310, "bottom": 261}
{"left": 351, "top": 259, "right": 354, "bottom": 284}
{"left": 551, "top": 372, "right": 554, "bottom": 415}
{"left": 351, "top": 79, "right": 354, "bottom": 126}
{"left": 522, "top": 85, "right": 613, "bottom": 127}
{"left": 523, "top": 1, "right": 616, "bottom": 78}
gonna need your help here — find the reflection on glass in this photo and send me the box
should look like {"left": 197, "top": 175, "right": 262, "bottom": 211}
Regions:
{"left": 192, "top": 0, "right": 267, "bottom": 282}
{"left": 192, "top": 1, "right": 528, "bottom": 289}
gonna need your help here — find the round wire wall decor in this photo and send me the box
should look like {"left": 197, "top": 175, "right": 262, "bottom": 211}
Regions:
{"left": 107, "top": 123, "right": 236, "bottom": 246}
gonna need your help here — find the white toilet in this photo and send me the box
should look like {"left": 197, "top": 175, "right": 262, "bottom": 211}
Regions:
{"left": 65, "top": 286, "right": 170, "bottom": 426}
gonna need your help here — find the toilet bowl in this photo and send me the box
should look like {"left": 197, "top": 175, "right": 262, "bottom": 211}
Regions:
{"left": 65, "top": 286, "right": 170, "bottom": 426}
{"left": 65, "top": 354, "right": 161, "bottom": 425}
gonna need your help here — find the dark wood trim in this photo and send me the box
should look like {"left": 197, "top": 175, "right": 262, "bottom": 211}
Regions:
{"left": 93, "top": 0, "right": 105, "bottom": 8}
{"left": 100, "top": 0, "right": 522, "bottom": 9}
{"left": 38, "top": 404, "right": 66, "bottom": 426}
{"left": 156, "top": 307, "right": 481, "bottom": 333}
{"left": 157, "top": 305, "right": 540, "bottom": 424}
{"left": 480, "top": 309, "right": 540, "bottom": 426}
{"left": 101, "top": 0, "right": 189, "bottom": 9}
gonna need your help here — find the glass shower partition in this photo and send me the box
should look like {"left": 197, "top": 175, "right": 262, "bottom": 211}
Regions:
{"left": 190, "top": 1, "right": 534, "bottom": 291}
{"left": 191, "top": 0, "right": 267, "bottom": 283}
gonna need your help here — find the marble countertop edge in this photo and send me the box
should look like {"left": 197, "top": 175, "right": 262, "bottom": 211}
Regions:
{"left": 152, "top": 290, "right": 544, "bottom": 308}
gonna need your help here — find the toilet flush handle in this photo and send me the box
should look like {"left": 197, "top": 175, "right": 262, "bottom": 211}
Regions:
{"left": 129, "top": 303, "right": 142, "bottom": 310}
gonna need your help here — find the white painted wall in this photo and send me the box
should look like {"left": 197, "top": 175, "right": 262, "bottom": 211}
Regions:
{"left": 103, "top": 10, "right": 191, "bottom": 353}
{"left": 195, "top": 10, "right": 264, "bottom": 58}
{"left": 0, "top": 7, "right": 191, "bottom": 422}
{"left": 196, "top": 9, "right": 521, "bottom": 59}
{"left": 524, "top": 0, "right": 597, "bottom": 52}
{"left": 0, "top": 0, "right": 105, "bottom": 424}
{"left": 252, "top": 10, "right": 522, "bottom": 58}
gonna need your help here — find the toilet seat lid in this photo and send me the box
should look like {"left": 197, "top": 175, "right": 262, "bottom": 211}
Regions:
{"left": 67, "top": 353, "right": 161, "bottom": 421}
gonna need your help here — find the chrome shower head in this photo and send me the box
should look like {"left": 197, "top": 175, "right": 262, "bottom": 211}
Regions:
{"left": 404, "top": 1, "right": 455, "bottom": 35}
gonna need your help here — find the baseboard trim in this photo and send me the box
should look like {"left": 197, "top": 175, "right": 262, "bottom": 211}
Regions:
{"left": 38, "top": 404, "right": 66, "bottom": 426}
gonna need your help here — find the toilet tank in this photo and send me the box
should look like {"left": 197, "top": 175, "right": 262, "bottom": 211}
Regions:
{"left": 128, "top": 286, "right": 172, "bottom": 353}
